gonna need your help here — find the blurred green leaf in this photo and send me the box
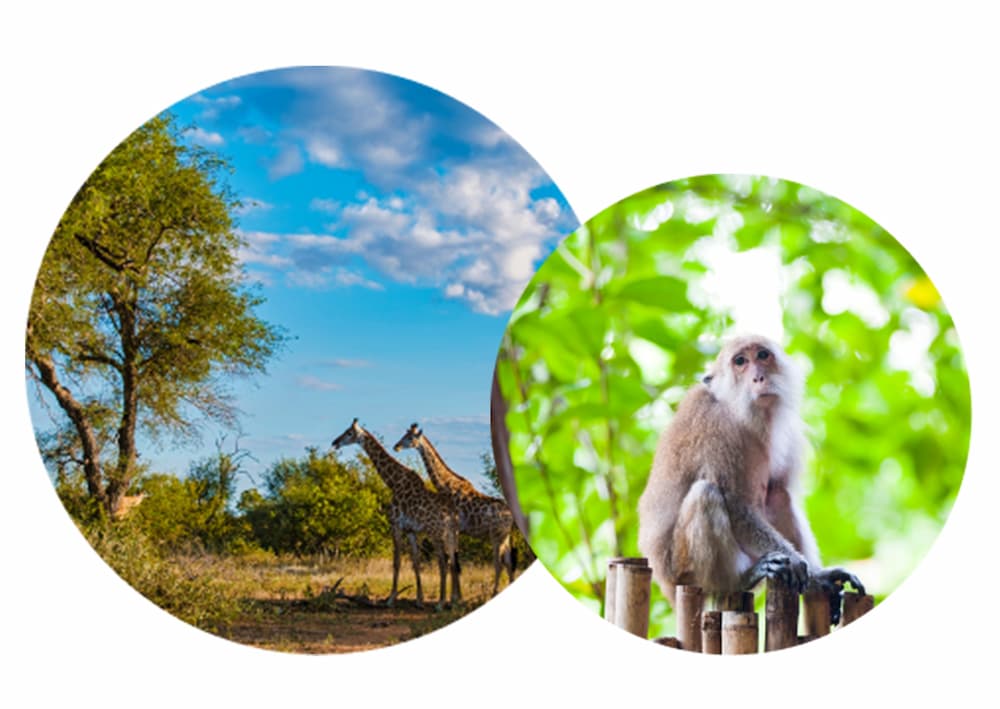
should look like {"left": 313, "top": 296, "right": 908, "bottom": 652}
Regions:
{"left": 497, "top": 175, "right": 970, "bottom": 630}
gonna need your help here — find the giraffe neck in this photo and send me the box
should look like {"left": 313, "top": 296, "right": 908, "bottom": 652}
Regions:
{"left": 415, "top": 436, "right": 471, "bottom": 495}
{"left": 359, "top": 430, "right": 422, "bottom": 493}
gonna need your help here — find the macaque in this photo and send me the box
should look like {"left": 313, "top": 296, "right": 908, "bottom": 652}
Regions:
{"left": 637, "top": 334, "right": 863, "bottom": 622}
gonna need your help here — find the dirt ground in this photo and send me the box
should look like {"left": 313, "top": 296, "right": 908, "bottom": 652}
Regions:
{"left": 220, "top": 597, "right": 472, "bottom": 654}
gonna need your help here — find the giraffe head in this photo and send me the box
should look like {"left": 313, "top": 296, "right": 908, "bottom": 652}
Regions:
{"left": 392, "top": 422, "right": 424, "bottom": 452}
{"left": 331, "top": 418, "right": 365, "bottom": 450}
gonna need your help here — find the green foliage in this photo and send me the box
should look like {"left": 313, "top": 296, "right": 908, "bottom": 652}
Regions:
{"left": 79, "top": 517, "right": 245, "bottom": 632}
{"left": 54, "top": 469, "right": 105, "bottom": 523}
{"left": 241, "top": 448, "right": 392, "bottom": 557}
{"left": 27, "top": 113, "right": 284, "bottom": 513}
{"left": 497, "top": 175, "right": 970, "bottom": 634}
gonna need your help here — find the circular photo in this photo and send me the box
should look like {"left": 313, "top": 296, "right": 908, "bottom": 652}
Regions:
{"left": 25, "top": 66, "right": 575, "bottom": 653}
{"left": 492, "top": 174, "right": 970, "bottom": 652}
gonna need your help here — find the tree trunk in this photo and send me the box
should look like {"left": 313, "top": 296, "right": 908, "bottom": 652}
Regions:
{"left": 29, "top": 354, "right": 107, "bottom": 510}
{"left": 109, "top": 293, "right": 140, "bottom": 517}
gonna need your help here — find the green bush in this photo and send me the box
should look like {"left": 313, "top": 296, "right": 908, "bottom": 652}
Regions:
{"left": 241, "top": 447, "right": 392, "bottom": 557}
{"left": 80, "top": 518, "right": 245, "bottom": 632}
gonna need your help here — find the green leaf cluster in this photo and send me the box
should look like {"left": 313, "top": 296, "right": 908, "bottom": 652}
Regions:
{"left": 239, "top": 448, "right": 392, "bottom": 558}
{"left": 27, "top": 113, "right": 284, "bottom": 514}
{"left": 496, "top": 175, "right": 970, "bottom": 634}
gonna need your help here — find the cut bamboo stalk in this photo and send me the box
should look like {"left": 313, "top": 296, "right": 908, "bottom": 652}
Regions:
{"left": 614, "top": 562, "right": 652, "bottom": 638}
{"left": 841, "top": 592, "right": 874, "bottom": 625}
{"left": 765, "top": 578, "right": 799, "bottom": 652}
{"left": 721, "top": 611, "right": 758, "bottom": 654}
{"left": 702, "top": 610, "right": 722, "bottom": 654}
{"left": 715, "top": 591, "right": 754, "bottom": 612}
{"left": 604, "top": 561, "right": 619, "bottom": 622}
{"left": 676, "top": 585, "right": 704, "bottom": 652}
{"left": 604, "top": 557, "right": 647, "bottom": 624}
{"left": 803, "top": 589, "right": 831, "bottom": 638}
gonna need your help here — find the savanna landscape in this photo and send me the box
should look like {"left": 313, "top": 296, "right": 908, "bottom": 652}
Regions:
{"left": 26, "top": 68, "right": 562, "bottom": 653}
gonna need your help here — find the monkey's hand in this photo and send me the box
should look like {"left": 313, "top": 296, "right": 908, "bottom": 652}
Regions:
{"left": 741, "top": 550, "right": 810, "bottom": 594}
{"left": 807, "top": 567, "right": 866, "bottom": 626}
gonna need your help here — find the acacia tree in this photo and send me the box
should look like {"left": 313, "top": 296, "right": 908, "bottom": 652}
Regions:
{"left": 26, "top": 115, "right": 282, "bottom": 518}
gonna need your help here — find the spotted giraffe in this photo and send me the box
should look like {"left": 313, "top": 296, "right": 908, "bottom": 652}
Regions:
{"left": 393, "top": 423, "right": 517, "bottom": 596}
{"left": 332, "top": 418, "right": 461, "bottom": 609}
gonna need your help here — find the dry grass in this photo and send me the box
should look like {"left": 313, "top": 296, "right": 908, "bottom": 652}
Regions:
{"left": 86, "top": 518, "right": 516, "bottom": 653}
{"left": 172, "top": 552, "right": 513, "bottom": 653}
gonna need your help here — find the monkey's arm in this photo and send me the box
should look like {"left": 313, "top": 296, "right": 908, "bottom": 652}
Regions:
{"left": 766, "top": 479, "right": 865, "bottom": 623}
{"left": 765, "top": 479, "right": 821, "bottom": 566}
{"left": 724, "top": 492, "right": 810, "bottom": 592}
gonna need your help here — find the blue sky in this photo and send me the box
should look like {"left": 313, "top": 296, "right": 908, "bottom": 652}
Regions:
{"left": 32, "top": 66, "right": 577, "bottom": 491}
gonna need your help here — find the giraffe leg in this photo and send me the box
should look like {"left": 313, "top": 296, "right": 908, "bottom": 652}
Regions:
{"left": 387, "top": 525, "right": 402, "bottom": 607}
{"left": 406, "top": 532, "right": 424, "bottom": 608}
{"left": 491, "top": 539, "right": 502, "bottom": 596}
{"left": 501, "top": 531, "right": 516, "bottom": 584}
{"left": 446, "top": 526, "right": 462, "bottom": 606}
{"left": 433, "top": 540, "right": 448, "bottom": 611}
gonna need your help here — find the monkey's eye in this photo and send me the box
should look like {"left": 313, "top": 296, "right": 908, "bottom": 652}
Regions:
{"left": 733, "top": 355, "right": 747, "bottom": 366}
{"left": 757, "top": 349, "right": 770, "bottom": 361}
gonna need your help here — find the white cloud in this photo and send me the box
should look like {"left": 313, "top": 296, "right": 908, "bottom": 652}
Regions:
{"left": 471, "top": 124, "right": 513, "bottom": 149}
{"left": 295, "top": 375, "right": 342, "bottom": 392}
{"left": 319, "top": 358, "right": 374, "bottom": 368}
{"left": 183, "top": 127, "right": 225, "bottom": 146}
{"left": 267, "top": 145, "right": 305, "bottom": 179}
{"left": 286, "top": 269, "right": 331, "bottom": 289}
{"left": 234, "top": 198, "right": 274, "bottom": 215}
{"left": 309, "top": 198, "right": 339, "bottom": 213}
{"left": 235, "top": 230, "right": 292, "bottom": 268}
{"left": 214, "top": 68, "right": 574, "bottom": 314}
{"left": 192, "top": 94, "right": 242, "bottom": 120}
{"left": 305, "top": 135, "right": 344, "bottom": 168}
{"left": 250, "top": 68, "right": 428, "bottom": 182}
{"left": 237, "top": 125, "right": 271, "bottom": 144}
{"left": 282, "top": 162, "right": 568, "bottom": 314}
{"left": 285, "top": 264, "right": 384, "bottom": 291}
{"left": 333, "top": 269, "right": 384, "bottom": 290}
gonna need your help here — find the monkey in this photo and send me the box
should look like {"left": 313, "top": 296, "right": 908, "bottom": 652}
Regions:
{"left": 637, "top": 334, "right": 863, "bottom": 623}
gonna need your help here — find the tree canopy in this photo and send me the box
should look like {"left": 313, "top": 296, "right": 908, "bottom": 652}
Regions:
{"left": 27, "top": 114, "right": 283, "bottom": 517}
{"left": 496, "top": 175, "right": 970, "bottom": 635}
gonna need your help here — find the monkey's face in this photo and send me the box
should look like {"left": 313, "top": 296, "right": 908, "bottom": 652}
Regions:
{"left": 731, "top": 343, "right": 781, "bottom": 404}
{"left": 709, "top": 336, "right": 794, "bottom": 414}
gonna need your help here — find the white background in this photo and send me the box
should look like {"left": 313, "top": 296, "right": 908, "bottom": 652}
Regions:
{"left": 3, "top": 2, "right": 997, "bottom": 706}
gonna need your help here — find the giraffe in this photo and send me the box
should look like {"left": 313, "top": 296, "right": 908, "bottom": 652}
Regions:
{"left": 393, "top": 423, "right": 517, "bottom": 596}
{"left": 331, "top": 418, "right": 461, "bottom": 609}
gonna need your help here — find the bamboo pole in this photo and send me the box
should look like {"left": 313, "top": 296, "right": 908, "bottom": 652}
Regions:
{"left": 764, "top": 578, "right": 799, "bottom": 652}
{"left": 614, "top": 562, "right": 652, "bottom": 638}
{"left": 675, "top": 585, "right": 704, "bottom": 652}
{"left": 715, "top": 591, "right": 754, "bottom": 612}
{"left": 604, "top": 557, "right": 648, "bottom": 624}
{"left": 702, "top": 610, "right": 722, "bottom": 654}
{"left": 604, "top": 561, "right": 619, "bottom": 623}
{"left": 803, "top": 589, "right": 831, "bottom": 638}
{"left": 721, "top": 611, "right": 758, "bottom": 654}
{"left": 841, "top": 592, "right": 874, "bottom": 625}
